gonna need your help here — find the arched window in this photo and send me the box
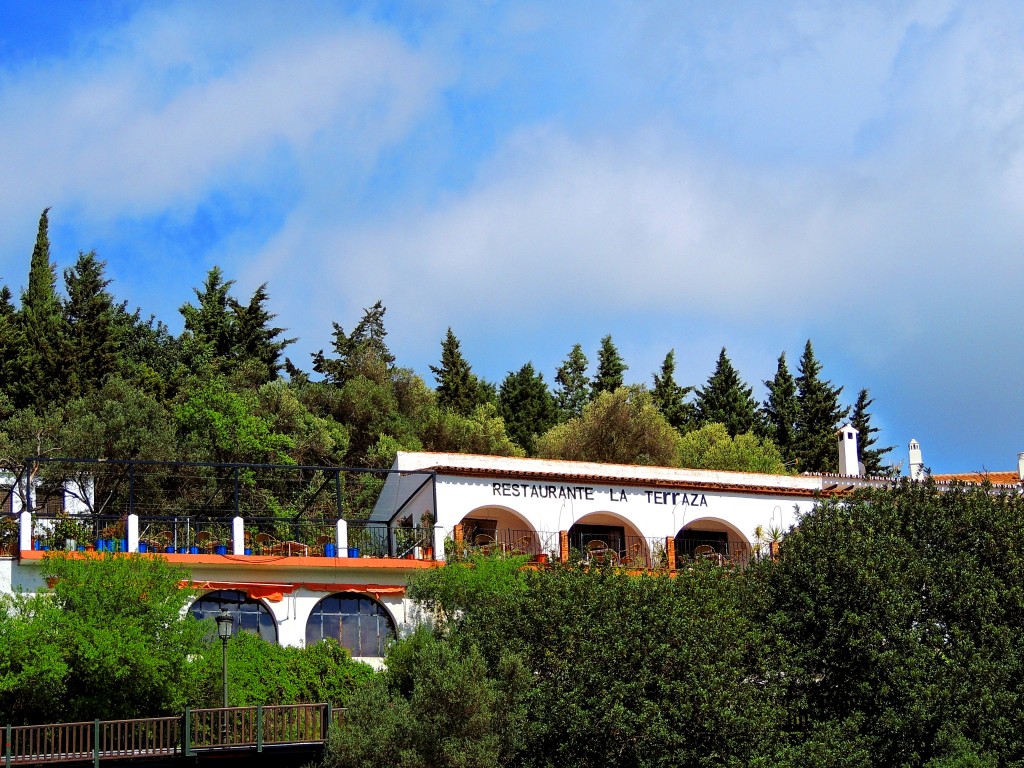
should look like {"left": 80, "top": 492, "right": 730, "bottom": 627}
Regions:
{"left": 190, "top": 589, "right": 278, "bottom": 644}
{"left": 305, "top": 593, "right": 396, "bottom": 657}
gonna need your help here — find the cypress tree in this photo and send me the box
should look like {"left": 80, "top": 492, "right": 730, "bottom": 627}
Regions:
{"left": 850, "top": 388, "right": 893, "bottom": 476}
{"left": 693, "top": 348, "right": 757, "bottom": 437}
{"left": 794, "top": 340, "right": 849, "bottom": 473}
{"left": 15, "top": 208, "right": 68, "bottom": 410}
{"left": 430, "top": 328, "right": 489, "bottom": 416}
{"left": 230, "top": 283, "right": 295, "bottom": 382}
{"left": 63, "top": 251, "right": 120, "bottom": 397}
{"left": 591, "top": 335, "right": 627, "bottom": 398}
{"left": 498, "top": 362, "right": 558, "bottom": 454}
{"left": 554, "top": 344, "right": 589, "bottom": 421}
{"left": 651, "top": 349, "right": 693, "bottom": 431}
{"left": 759, "top": 352, "right": 798, "bottom": 464}
{"left": 312, "top": 300, "right": 396, "bottom": 386}
{"left": 0, "top": 284, "right": 17, "bottom": 404}
{"left": 179, "top": 266, "right": 237, "bottom": 360}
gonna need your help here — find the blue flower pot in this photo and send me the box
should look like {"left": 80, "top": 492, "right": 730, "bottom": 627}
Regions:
{"left": 324, "top": 543, "right": 336, "bottom": 557}
{"left": 215, "top": 545, "right": 228, "bottom": 555}
{"left": 347, "top": 547, "right": 360, "bottom": 558}
{"left": 244, "top": 547, "right": 253, "bottom": 556}
{"left": 139, "top": 542, "right": 148, "bottom": 553}
{"left": 189, "top": 546, "right": 199, "bottom": 555}
{"left": 166, "top": 546, "right": 175, "bottom": 553}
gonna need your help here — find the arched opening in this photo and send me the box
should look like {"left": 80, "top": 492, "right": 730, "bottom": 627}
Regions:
{"left": 455, "top": 505, "right": 544, "bottom": 556}
{"left": 569, "top": 512, "right": 649, "bottom": 566}
{"left": 305, "top": 592, "right": 397, "bottom": 658}
{"left": 190, "top": 589, "right": 278, "bottom": 644}
{"left": 675, "top": 518, "right": 751, "bottom": 567}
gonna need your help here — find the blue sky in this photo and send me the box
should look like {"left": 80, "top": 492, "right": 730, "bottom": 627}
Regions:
{"left": 1, "top": 1, "right": 1022, "bottom": 473}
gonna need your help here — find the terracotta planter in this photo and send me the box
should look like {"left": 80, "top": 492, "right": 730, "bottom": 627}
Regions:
{"left": 534, "top": 553, "right": 550, "bottom": 564}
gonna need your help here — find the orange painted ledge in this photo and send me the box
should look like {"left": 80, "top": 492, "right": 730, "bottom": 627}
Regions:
{"left": 18, "top": 550, "right": 442, "bottom": 569}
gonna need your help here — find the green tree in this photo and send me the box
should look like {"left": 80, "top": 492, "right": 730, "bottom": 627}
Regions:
{"left": 312, "top": 301, "right": 396, "bottom": 387}
{"left": 63, "top": 251, "right": 121, "bottom": 398}
{"left": 0, "top": 553, "right": 207, "bottom": 723}
{"left": 536, "top": 386, "right": 682, "bottom": 466}
{"left": 0, "top": 285, "right": 17, "bottom": 402}
{"left": 849, "top": 388, "right": 893, "bottom": 476}
{"left": 590, "top": 334, "right": 627, "bottom": 398}
{"left": 759, "top": 352, "right": 799, "bottom": 464}
{"left": 179, "top": 266, "right": 237, "bottom": 361}
{"left": 692, "top": 347, "right": 757, "bottom": 437}
{"left": 651, "top": 349, "right": 693, "bottom": 430}
{"left": 677, "top": 422, "right": 787, "bottom": 473}
{"left": 230, "top": 283, "right": 295, "bottom": 382}
{"left": 794, "top": 340, "right": 849, "bottom": 473}
{"left": 497, "top": 363, "right": 557, "bottom": 454}
{"left": 553, "top": 343, "right": 589, "bottom": 420}
{"left": 14, "top": 209, "right": 67, "bottom": 410}
{"left": 418, "top": 403, "right": 525, "bottom": 458}
{"left": 430, "top": 328, "right": 491, "bottom": 416}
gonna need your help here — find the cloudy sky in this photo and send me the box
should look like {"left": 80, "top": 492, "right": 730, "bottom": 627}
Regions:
{"left": 1, "top": 1, "right": 1022, "bottom": 473}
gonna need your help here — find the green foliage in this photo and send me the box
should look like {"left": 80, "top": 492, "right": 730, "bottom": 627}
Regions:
{"left": 62, "top": 250, "right": 121, "bottom": 398}
{"left": 553, "top": 343, "right": 589, "bottom": 421}
{"left": 313, "top": 300, "right": 396, "bottom": 387}
{"left": 418, "top": 403, "right": 525, "bottom": 458}
{"left": 430, "top": 328, "right": 492, "bottom": 416}
{"left": 230, "top": 282, "right": 296, "bottom": 382}
{"left": 793, "top": 340, "right": 849, "bottom": 473}
{"left": 0, "top": 553, "right": 207, "bottom": 723}
{"left": 590, "top": 334, "right": 627, "bottom": 398}
{"left": 693, "top": 347, "right": 758, "bottom": 437}
{"left": 497, "top": 362, "right": 557, "bottom": 454}
{"left": 407, "top": 552, "right": 531, "bottom": 625}
{"left": 677, "top": 422, "right": 788, "bottom": 473}
{"left": 536, "top": 386, "right": 682, "bottom": 466}
{"left": 651, "top": 348, "right": 694, "bottom": 431}
{"left": 759, "top": 352, "right": 798, "bottom": 464}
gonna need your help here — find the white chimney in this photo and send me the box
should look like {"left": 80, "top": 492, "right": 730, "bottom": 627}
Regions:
{"left": 1017, "top": 452, "right": 1024, "bottom": 482}
{"left": 909, "top": 439, "right": 924, "bottom": 481}
{"left": 837, "top": 424, "right": 860, "bottom": 476}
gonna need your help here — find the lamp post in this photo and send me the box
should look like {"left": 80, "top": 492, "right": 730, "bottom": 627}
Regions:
{"left": 215, "top": 610, "right": 233, "bottom": 708}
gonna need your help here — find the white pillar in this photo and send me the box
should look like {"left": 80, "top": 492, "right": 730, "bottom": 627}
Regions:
{"left": 232, "top": 516, "right": 245, "bottom": 555}
{"left": 433, "top": 523, "right": 446, "bottom": 562}
{"left": 19, "top": 510, "right": 31, "bottom": 552}
{"left": 837, "top": 424, "right": 860, "bottom": 476}
{"left": 909, "top": 439, "right": 924, "bottom": 481}
{"left": 127, "top": 514, "right": 139, "bottom": 553}
{"left": 337, "top": 519, "right": 348, "bottom": 556}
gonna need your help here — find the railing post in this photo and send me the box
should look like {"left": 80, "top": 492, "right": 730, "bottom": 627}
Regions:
{"left": 433, "top": 524, "right": 445, "bottom": 562}
{"left": 183, "top": 708, "right": 191, "bottom": 757}
{"left": 256, "top": 705, "right": 263, "bottom": 753}
{"left": 93, "top": 719, "right": 100, "bottom": 768}
{"left": 559, "top": 530, "right": 569, "bottom": 563}
{"left": 666, "top": 536, "right": 676, "bottom": 572}
{"left": 324, "top": 703, "right": 332, "bottom": 741}
{"left": 6, "top": 722, "right": 11, "bottom": 768}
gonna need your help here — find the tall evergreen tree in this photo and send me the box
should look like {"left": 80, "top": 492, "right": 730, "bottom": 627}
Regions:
{"left": 498, "top": 363, "right": 558, "bottom": 454}
{"left": 794, "top": 340, "right": 849, "bottom": 473}
{"left": 179, "top": 266, "right": 236, "bottom": 360}
{"left": 230, "top": 283, "right": 295, "bottom": 382}
{"left": 591, "top": 335, "right": 627, "bottom": 398}
{"left": 0, "top": 285, "right": 17, "bottom": 403}
{"left": 692, "top": 348, "right": 757, "bottom": 437}
{"left": 759, "top": 352, "right": 799, "bottom": 464}
{"left": 651, "top": 349, "right": 693, "bottom": 431}
{"left": 14, "top": 209, "right": 67, "bottom": 410}
{"left": 850, "top": 388, "right": 893, "bottom": 476}
{"left": 430, "top": 328, "right": 490, "bottom": 416}
{"left": 553, "top": 344, "right": 589, "bottom": 421}
{"left": 63, "top": 251, "right": 119, "bottom": 397}
{"left": 312, "top": 300, "right": 395, "bottom": 386}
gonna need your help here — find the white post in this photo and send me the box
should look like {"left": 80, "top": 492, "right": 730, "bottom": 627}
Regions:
{"left": 19, "top": 510, "right": 32, "bottom": 552}
{"left": 337, "top": 519, "right": 348, "bottom": 557}
{"left": 127, "top": 514, "right": 139, "bottom": 553}
{"left": 433, "top": 523, "right": 446, "bottom": 562}
{"left": 232, "top": 516, "right": 245, "bottom": 555}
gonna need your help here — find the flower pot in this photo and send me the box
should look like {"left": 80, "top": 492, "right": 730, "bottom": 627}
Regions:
{"left": 139, "top": 542, "right": 148, "bottom": 553}
{"left": 214, "top": 545, "right": 228, "bottom": 555}
{"left": 324, "top": 543, "right": 336, "bottom": 557}
{"left": 347, "top": 547, "right": 360, "bottom": 558}
{"left": 244, "top": 547, "right": 253, "bottom": 555}
{"left": 534, "top": 553, "right": 550, "bottom": 564}
{"left": 189, "top": 546, "right": 199, "bottom": 555}
{"left": 165, "top": 546, "right": 175, "bottom": 554}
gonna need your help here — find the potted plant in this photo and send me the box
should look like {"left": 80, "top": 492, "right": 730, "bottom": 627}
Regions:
{"left": 0, "top": 516, "right": 19, "bottom": 556}
{"left": 53, "top": 515, "right": 90, "bottom": 552}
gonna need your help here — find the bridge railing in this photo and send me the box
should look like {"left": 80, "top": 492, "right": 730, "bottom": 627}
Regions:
{"left": 2, "top": 704, "right": 344, "bottom": 765}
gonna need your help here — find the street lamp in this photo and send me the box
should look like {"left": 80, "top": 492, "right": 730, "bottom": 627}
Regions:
{"left": 215, "top": 609, "right": 233, "bottom": 708}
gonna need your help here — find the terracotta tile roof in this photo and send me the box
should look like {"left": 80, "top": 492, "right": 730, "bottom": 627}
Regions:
{"left": 930, "top": 470, "right": 1021, "bottom": 486}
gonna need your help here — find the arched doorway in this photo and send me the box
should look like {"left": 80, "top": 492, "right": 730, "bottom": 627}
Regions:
{"left": 456, "top": 505, "right": 543, "bottom": 556}
{"left": 305, "top": 592, "right": 397, "bottom": 658}
{"left": 190, "top": 589, "right": 278, "bottom": 643}
{"left": 569, "top": 512, "right": 649, "bottom": 566}
{"left": 674, "top": 518, "right": 751, "bottom": 567}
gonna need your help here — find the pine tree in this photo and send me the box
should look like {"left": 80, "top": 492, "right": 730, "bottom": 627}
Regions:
{"left": 553, "top": 343, "right": 589, "bottom": 421}
{"left": 0, "top": 284, "right": 17, "bottom": 404}
{"left": 651, "top": 349, "right": 693, "bottom": 431}
{"left": 230, "top": 283, "right": 295, "bottom": 382}
{"left": 794, "top": 340, "right": 849, "bottom": 473}
{"left": 312, "top": 300, "right": 395, "bottom": 386}
{"left": 591, "top": 335, "right": 627, "bottom": 398}
{"left": 14, "top": 209, "right": 68, "bottom": 410}
{"left": 63, "top": 251, "right": 119, "bottom": 397}
{"left": 759, "top": 352, "right": 798, "bottom": 464}
{"left": 850, "top": 388, "right": 893, "bottom": 476}
{"left": 179, "top": 266, "right": 237, "bottom": 360}
{"left": 692, "top": 348, "right": 757, "bottom": 437}
{"left": 430, "top": 328, "right": 489, "bottom": 416}
{"left": 498, "top": 362, "right": 558, "bottom": 454}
